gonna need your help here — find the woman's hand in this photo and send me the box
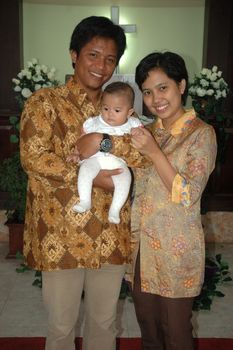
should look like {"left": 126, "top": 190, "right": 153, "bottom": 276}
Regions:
{"left": 131, "top": 127, "right": 176, "bottom": 192}
{"left": 131, "top": 127, "right": 160, "bottom": 158}
{"left": 76, "top": 133, "right": 103, "bottom": 160}
{"left": 93, "top": 169, "right": 123, "bottom": 192}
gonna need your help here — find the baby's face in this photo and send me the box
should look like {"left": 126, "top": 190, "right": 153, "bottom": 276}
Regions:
{"left": 101, "top": 93, "right": 134, "bottom": 127}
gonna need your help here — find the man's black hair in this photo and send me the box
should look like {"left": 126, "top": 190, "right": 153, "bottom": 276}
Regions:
{"left": 70, "top": 16, "right": 126, "bottom": 66}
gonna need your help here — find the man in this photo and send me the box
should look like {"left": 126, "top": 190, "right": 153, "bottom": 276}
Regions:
{"left": 20, "top": 16, "right": 139, "bottom": 350}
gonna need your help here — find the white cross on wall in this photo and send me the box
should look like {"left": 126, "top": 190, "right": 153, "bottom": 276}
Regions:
{"left": 111, "top": 6, "right": 137, "bottom": 33}
{"left": 111, "top": 6, "right": 137, "bottom": 73}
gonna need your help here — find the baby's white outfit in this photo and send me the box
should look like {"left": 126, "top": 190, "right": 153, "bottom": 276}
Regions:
{"left": 73, "top": 115, "right": 142, "bottom": 224}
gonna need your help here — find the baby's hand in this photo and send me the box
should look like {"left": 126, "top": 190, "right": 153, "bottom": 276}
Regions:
{"left": 66, "top": 146, "right": 80, "bottom": 163}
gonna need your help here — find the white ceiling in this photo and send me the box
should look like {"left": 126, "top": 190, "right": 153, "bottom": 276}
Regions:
{"left": 23, "top": 0, "right": 205, "bottom": 7}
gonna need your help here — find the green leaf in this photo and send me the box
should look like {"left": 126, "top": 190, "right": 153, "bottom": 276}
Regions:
{"left": 9, "top": 116, "right": 19, "bottom": 125}
{"left": 35, "top": 270, "right": 42, "bottom": 277}
{"left": 15, "top": 251, "right": 24, "bottom": 259}
{"left": 202, "top": 304, "right": 211, "bottom": 310}
{"left": 216, "top": 114, "right": 224, "bottom": 122}
{"left": 214, "top": 291, "right": 225, "bottom": 297}
{"left": 220, "top": 262, "right": 229, "bottom": 270}
{"left": 10, "top": 134, "right": 19, "bottom": 143}
{"left": 119, "top": 292, "right": 127, "bottom": 299}
{"left": 222, "top": 270, "right": 230, "bottom": 275}
{"left": 216, "top": 254, "right": 222, "bottom": 263}
{"left": 223, "top": 277, "right": 233, "bottom": 282}
{"left": 16, "top": 264, "right": 30, "bottom": 273}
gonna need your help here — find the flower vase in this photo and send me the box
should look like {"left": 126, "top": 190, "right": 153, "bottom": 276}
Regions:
{"left": 192, "top": 98, "right": 215, "bottom": 123}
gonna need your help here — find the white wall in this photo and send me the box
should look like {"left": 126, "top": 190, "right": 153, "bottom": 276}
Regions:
{"left": 23, "top": 3, "right": 205, "bottom": 91}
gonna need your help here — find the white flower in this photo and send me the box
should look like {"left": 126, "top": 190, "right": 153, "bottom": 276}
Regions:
{"left": 35, "top": 84, "right": 42, "bottom": 90}
{"left": 212, "top": 81, "right": 220, "bottom": 89}
{"left": 201, "top": 68, "right": 208, "bottom": 75}
{"left": 206, "top": 71, "right": 212, "bottom": 80}
{"left": 207, "top": 89, "right": 214, "bottom": 96}
{"left": 21, "top": 88, "right": 32, "bottom": 98}
{"left": 196, "top": 88, "right": 206, "bottom": 97}
{"left": 222, "top": 90, "right": 227, "bottom": 98}
{"left": 32, "top": 75, "right": 43, "bottom": 82}
{"left": 189, "top": 65, "right": 229, "bottom": 102}
{"left": 212, "top": 66, "right": 218, "bottom": 72}
{"left": 41, "top": 65, "right": 48, "bottom": 73}
{"left": 12, "top": 58, "right": 59, "bottom": 104}
{"left": 189, "top": 86, "right": 196, "bottom": 94}
{"left": 26, "top": 71, "right": 32, "bottom": 79}
{"left": 14, "top": 86, "right": 22, "bottom": 92}
{"left": 47, "top": 72, "right": 54, "bottom": 80}
{"left": 12, "top": 78, "right": 20, "bottom": 85}
{"left": 200, "top": 79, "right": 209, "bottom": 87}
{"left": 214, "top": 91, "right": 222, "bottom": 100}
{"left": 21, "top": 69, "right": 28, "bottom": 76}
{"left": 35, "top": 66, "right": 41, "bottom": 74}
{"left": 210, "top": 73, "right": 217, "bottom": 81}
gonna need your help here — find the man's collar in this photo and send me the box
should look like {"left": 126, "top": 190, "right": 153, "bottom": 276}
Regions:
{"left": 66, "top": 76, "right": 103, "bottom": 109}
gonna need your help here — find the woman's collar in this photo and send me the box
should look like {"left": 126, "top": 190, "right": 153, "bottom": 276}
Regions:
{"left": 156, "top": 108, "right": 196, "bottom": 136}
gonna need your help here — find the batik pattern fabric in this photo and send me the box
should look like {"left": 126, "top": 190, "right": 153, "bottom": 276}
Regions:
{"left": 20, "top": 77, "right": 147, "bottom": 271}
{"left": 129, "top": 109, "right": 217, "bottom": 297}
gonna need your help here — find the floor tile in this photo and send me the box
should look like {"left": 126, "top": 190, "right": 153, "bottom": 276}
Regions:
{"left": 0, "top": 241, "right": 233, "bottom": 338}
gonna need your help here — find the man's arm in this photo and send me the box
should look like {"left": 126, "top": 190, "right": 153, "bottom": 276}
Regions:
{"left": 76, "top": 132, "right": 151, "bottom": 168}
{"left": 93, "top": 169, "right": 123, "bottom": 191}
{"left": 20, "top": 92, "right": 77, "bottom": 187}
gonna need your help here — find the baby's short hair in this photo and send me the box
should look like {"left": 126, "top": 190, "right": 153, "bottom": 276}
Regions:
{"left": 103, "top": 81, "right": 135, "bottom": 107}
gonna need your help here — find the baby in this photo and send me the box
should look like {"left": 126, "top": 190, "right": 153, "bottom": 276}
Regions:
{"left": 73, "top": 81, "right": 142, "bottom": 224}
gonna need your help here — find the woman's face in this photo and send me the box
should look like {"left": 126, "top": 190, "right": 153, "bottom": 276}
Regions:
{"left": 141, "top": 68, "right": 186, "bottom": 129}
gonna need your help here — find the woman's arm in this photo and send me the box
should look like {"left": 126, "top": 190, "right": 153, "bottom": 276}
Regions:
{"left": 131, "top": 125, "right": 217, "bottom": 207}
{"left": 131, "top": 127, "right": 177, "bottom": 191}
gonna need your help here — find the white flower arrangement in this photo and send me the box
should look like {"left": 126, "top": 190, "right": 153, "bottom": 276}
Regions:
{"left": 188, "top": 65, "right": 229, "bottom": 101}
{"left": 12, "top": 58, "right": 59, "bottom": 105}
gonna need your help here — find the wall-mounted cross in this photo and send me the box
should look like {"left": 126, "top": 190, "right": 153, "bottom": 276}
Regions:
{"left": 111, "top": 6, "right": 137, "bottom": 73}
{"left": 111, "top": 6, "right": 137, "bottom": 33}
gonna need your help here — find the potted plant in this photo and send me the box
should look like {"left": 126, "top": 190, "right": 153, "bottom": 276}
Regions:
{"left": 188, "top": 65, "right": 230, "bottom": 162}
{"left": 0, "top": 58, "right": 59, "bottom": 257}
{"left": 0, "top": 115, "right": 27, "bottom": 257}
{"left": 193, "top": 253, "right": 232, "bottom": 311}
{"left": 119, "top": 253, "right": 232, "bottom": 311}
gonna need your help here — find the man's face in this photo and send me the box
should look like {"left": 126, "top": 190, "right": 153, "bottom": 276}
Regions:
{"left": 71, "top": 36, "right": 118, "bottom": 93}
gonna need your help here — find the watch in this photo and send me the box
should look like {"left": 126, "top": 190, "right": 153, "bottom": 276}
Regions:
{"left": 99, "top": 133, "right": 112, "bottom": 152}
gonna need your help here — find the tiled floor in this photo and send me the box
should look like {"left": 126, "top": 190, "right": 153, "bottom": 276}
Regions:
{"left": 0, "top": 241, "right": 233, "bottom": 339}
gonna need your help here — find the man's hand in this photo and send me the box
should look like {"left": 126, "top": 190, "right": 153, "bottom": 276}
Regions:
{"left": 93, "top": 169, "right": 123, "bottom": 192}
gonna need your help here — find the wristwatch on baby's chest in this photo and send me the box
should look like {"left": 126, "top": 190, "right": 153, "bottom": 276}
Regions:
{"left": 99, "top": 133, "right": 112, "bottom": 153}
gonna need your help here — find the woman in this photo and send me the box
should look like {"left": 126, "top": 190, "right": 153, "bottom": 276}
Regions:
{"left": 129, "top": 52, "right": 217, "bottom": 350}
